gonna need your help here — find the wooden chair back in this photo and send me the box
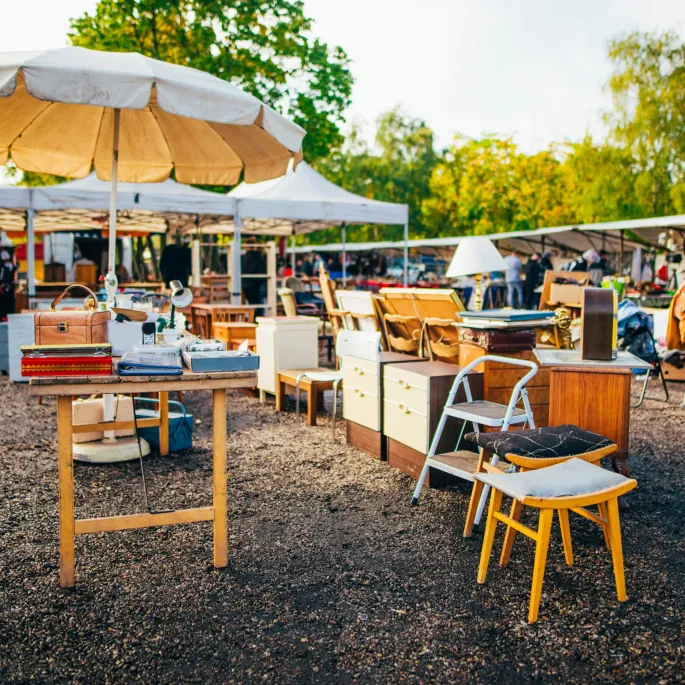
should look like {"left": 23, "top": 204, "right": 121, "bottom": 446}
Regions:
{"left": 278, "top": 288, "right": 298, "bottom": 317}
{"left": 539, "top": 271, "right": 590, "bottom": 311}
{"left": 423, "top": 317, "right": 461, "bottom": 363}
{"left": 383, "top": 314, "right": 423, "bottom": 355}
{"left": 318, "top": 265, "right": 346, "bottom": 337}
{"left": 213, "top": 307, "right": 255, "bottom": 323}
{"left": 190, "top": 306, "right": 212, "bottom": 338}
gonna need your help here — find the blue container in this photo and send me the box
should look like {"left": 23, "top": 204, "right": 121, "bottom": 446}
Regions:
{"left": 134, "top": 398, "right": 194, "bottom": 452}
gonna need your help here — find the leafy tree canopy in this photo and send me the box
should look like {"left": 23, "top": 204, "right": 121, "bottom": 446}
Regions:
{"left": 68, "top": 0, "right": 353, "bottom": 163}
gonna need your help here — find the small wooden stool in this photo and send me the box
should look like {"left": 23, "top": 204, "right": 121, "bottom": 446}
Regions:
{"left": 277, "top": 369, "right": 337, "bottom": 426}
{"left": 475, "top": 458, "right": 637, "bottom": 623}
{"left": 463, "top": 425, "right": 617, "bottom": 543}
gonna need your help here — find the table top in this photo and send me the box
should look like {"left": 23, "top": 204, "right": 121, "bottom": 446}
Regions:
{"left": 191, "top": 303, "right": 262, "bottom": 310}
{"left": 534, "top": 348, "right": 652, "bottom": 370}
{"left": 29, "top": 366, "right": 257, "bottom": 396}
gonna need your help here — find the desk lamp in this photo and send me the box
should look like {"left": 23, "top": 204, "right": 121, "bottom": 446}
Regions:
{"left": 168, "top": 280, "right": 193, "bottom": 330}
{"left": 446, "top": 237, "right": 506, "bottom": 310}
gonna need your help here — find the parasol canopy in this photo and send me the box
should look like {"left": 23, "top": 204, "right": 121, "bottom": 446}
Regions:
{"left": 0, "top": 46, "right": 306, "bottom": 300}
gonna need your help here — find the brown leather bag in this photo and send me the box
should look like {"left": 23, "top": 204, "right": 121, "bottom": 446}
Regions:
{"left": 34, "top": 285, "right": 109, "bottom": 346}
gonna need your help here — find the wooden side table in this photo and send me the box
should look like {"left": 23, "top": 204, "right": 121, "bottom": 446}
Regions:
{"left": 534, "top": 349, "right": 652, "bottom": 476}
{"left": 276, "top": 368, "right": 335, "bottom": 426}
{"left": 29, "top": 368, "right": 256, "bottom": 588}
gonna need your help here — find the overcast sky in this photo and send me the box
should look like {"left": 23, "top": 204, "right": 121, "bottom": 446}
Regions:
{"left": 2, "top": 0, "right": 685, "bottom": 156}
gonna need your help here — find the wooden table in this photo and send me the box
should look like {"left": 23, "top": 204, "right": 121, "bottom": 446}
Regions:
{"left": 29, "top": 367, "right": 257, "bottom": 588}
{"left": 534, "top": 349, "right": 652, "bottom": 476}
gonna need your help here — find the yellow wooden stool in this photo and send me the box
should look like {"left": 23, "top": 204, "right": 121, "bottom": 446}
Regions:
{"left": 475, "top": 458, "right": 637, "bottom": 623}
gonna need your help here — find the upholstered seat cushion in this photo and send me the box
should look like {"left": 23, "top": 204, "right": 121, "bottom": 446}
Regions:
{"left": 475, "top": 458, "right": 631, "bottom": 501}
{"left": 465, "top": 424, "right": 614, "bottom": 460}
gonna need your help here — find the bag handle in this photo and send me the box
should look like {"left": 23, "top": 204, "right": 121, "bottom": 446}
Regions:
{"left": 50, "top": 284, "right": 100, "bottom": 311}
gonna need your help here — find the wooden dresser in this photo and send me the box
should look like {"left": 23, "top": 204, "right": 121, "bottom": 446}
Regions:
{"left": 383, "top": 361, "right": 484, "bottom": 486}
{"left": 342, "top": 352, "right": 425, "bottom": 459}
{"left": 458, "top": 341, "right": 550, "bottom": 428}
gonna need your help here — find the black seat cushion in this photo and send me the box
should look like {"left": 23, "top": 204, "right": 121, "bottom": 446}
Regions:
{"left": 464, "top": 424, "right": 614, "bottom": 460}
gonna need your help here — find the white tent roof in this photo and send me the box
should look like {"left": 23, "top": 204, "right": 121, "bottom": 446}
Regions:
{"left": 0, "top": 173, "right": 235, "bottom": 234}
{"left": 289, "top": 214, "right": 685, "bottom": 257}
{"left": 198, "top": 162, "right": 408, "bottom": 236}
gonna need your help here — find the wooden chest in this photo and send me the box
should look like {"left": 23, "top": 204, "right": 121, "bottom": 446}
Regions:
{"left": 458, "top": 343, "right": 549, "bottom": 427}
{"left": 343, "top": 352, "right": 424, "bottom": 459}
{"left": 383, "top": 361, "right": 484, "bottom": 483}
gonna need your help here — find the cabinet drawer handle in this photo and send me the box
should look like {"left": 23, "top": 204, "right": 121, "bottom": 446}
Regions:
{"left": 354, "top": 388, "right": 365, "bottom": 397}
{"left": 398, "top": 403, "right": 410, "bottom": 414}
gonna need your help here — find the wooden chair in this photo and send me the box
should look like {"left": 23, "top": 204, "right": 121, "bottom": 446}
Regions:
{"left": 475, "top": 457, "right": 637, "bottom": 623}
{"left": 318, "top": 265, "right": 347, "bottom": 337}
{"left": 190, "top": 305, "right": 212, "bottom": 338}
{"left": 279, "top": 288, "right": 334, "bottom": 363}
{"left": 422, "top": 317, "right": 461, "bottom": 363}
{"left": 214, "top": 307, "right": 255, "bottom": 323}
{"left": 382, "top": 314, "right": 423, "bottom": 355}
{"left": 208, "top": 278, "right": 231, "bottom": 303}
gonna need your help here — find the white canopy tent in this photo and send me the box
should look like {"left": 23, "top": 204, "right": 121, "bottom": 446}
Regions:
{"left": 197, "top": 162, "right": 410, "bottom": 286}
{"left": 0, "top": 173, "right": 236, "bottom": 295}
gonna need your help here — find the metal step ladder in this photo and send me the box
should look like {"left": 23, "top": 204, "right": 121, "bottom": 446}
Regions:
{"left": 411, "top": 355, "right": 538, "bottom": 524}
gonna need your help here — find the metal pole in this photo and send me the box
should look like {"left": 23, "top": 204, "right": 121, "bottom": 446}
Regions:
{"left": 104, "top": 108, "right": 121, "bottom": 304}
{"left": 619, "top": 232, "right": 624, "bottom": 276}
{"left": 290, "top": 234, "right": 296, "bottom": 275}
{"left": 403, "top": 222, "right": 409, "bottom": 287}
{"left": 26, "top": 189, "right": 35, "bottom": 298}
{"left": 342, "top": 224, "right": 347, "bottom": 287}
{"left": 232, "top": 209, "right": 242, "bottom": 304}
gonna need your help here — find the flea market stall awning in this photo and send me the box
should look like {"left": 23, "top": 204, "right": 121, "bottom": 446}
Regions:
{"left": 288, "top": 214, "right": 685, "bottom": 258}
{"left": 0, "top": 173, "right": 235, "bottom": 235}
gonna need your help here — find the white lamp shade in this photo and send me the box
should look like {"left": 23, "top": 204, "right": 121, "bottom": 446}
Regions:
{"left": 446, "top": 237, "right": 507, "bottom": 278}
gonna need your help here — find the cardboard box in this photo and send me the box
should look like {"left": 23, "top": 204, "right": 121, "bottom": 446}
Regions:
{"left": 549, "top": 283, "right": 585, "bottom": 306}
{"left": 72, "top": 396, "right": 135, "bottom": 443}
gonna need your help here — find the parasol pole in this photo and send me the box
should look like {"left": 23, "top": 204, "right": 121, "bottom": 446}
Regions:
{"left": 403, "top": 221, "right": 409, "bottom": 286}
{"left": 26, "top": 189, "right": 35, "bottom": 298}
{"left": 341, "top": 224, "right": 347, "bottom": 287}
{"left": 104, "top": 108, "right": 121, "bottom": 305}
{"left": 232, "top": 207, "right": 242, "bottom": 304}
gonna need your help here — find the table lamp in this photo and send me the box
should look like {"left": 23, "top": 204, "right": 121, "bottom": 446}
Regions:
{"left": 446, "top": 237, "right": 507, "bottom": 310}
{"left": 169, "top": 280, "right": 193, "bottom": 330}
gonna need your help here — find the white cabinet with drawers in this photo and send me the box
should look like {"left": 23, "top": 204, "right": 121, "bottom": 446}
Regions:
{"left": 342, "top": 352, "right": 423, "bottom": 458}
{"left": 256, "top": 316, "right": 319, "bottom": 395}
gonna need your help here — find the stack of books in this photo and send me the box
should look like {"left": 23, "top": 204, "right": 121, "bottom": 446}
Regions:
{"left": 458, "top": 309, "right": 556, "bottom": 330}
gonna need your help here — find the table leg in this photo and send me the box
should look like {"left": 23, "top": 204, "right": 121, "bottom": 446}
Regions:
{"left": 57, "top": 396, "right": 75, "bottom": 588}
{"left": 212, "top": 388, "right": 228, "bottom": 568}
{"left": 307, "top": 384, "right": 317, "bottom": 426}
{"left": 159, "top": 391, "right": 169, "bottom": 456}
{"left": 275, "top": 380, "right": 285, "bottom": 412}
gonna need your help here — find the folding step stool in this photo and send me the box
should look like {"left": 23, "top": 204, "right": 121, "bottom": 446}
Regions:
{"left": 411, "top": 355, "right": 538, "bottom": 526}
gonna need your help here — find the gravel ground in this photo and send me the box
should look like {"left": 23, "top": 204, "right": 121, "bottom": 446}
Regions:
{"left": 0, "top": 375, "right": 684, "bottom": 684}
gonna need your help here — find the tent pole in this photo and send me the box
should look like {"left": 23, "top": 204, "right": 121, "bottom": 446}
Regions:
{"left": 26, "top": 189, "right": 35, "bottom": 299}
{"left": 403, "top": 222, "right": 409, "bottom": 287}
{"left": 290, "top": 234, "right": 296, "bottom": 275}
{"left": 105, "top": 108, "right": 121, "bottom": 304}
{"left": 232, "top": 209, "right": 242, "bottom": 304}
{"left": 342, "top": 224, "right": 347, "bottom": 287}
{"left": 619, "top": 232, "right": 624, "bottom": 276}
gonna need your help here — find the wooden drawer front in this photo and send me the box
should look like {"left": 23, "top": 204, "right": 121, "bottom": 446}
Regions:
{"left": 383, "top": 375, "right": 430, "bottom": 415}
{"left": 342, "top": 359, "right": 379, "bottom": 394}
{"left": 487, "top": 386, "right": 549, "bottom": 406}
{"left": 384, "top": 398, "right": 428, "bottom": 453}
{"left": 343, "top": 386, "right": 380, "bottom": 431}
{"left": 486, "top": 367, "right": 550, "bottom": 389}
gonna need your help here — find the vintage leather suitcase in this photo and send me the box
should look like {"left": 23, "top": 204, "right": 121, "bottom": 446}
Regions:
{"left": 34, "top": 285, "right": 109, "bottom": 346}
{"left": 458, "top": 327, "right": 536, "bottom": 352}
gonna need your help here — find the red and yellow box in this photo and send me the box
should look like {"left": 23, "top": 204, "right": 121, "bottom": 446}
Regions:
{"left": 21, "top": 355, "right": 113, "bottom": 378}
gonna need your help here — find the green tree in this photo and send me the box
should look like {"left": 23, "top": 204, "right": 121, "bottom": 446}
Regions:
{"left": 315, "top": 108, "right": 438, "bottom": 243}
{"left": 605, "top": 31, "right": 685, "bottom": 215}
{"left": 68, "top": 0, "right": 353, "bottom": 162}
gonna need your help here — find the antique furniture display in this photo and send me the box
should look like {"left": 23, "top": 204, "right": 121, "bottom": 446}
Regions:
{"left": 256, "top": 316, "right": 320, "bottom": 401}
{"left": 383, "top": 361, "right": 484, "bottom": 487}
{"left": 476, "top": 458, "right": 637, "bottom": 623}
{"left": 29, "top": 367, "right": 257, "bottom": 588}
{"left": 534, "top": 348, "right": 652, "bottom": 475}
{"left": 343, "top": 351, "right": 426, "bottom": 459}
{"left": 191, "top": 303, "right": 260, "bottom": 336}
